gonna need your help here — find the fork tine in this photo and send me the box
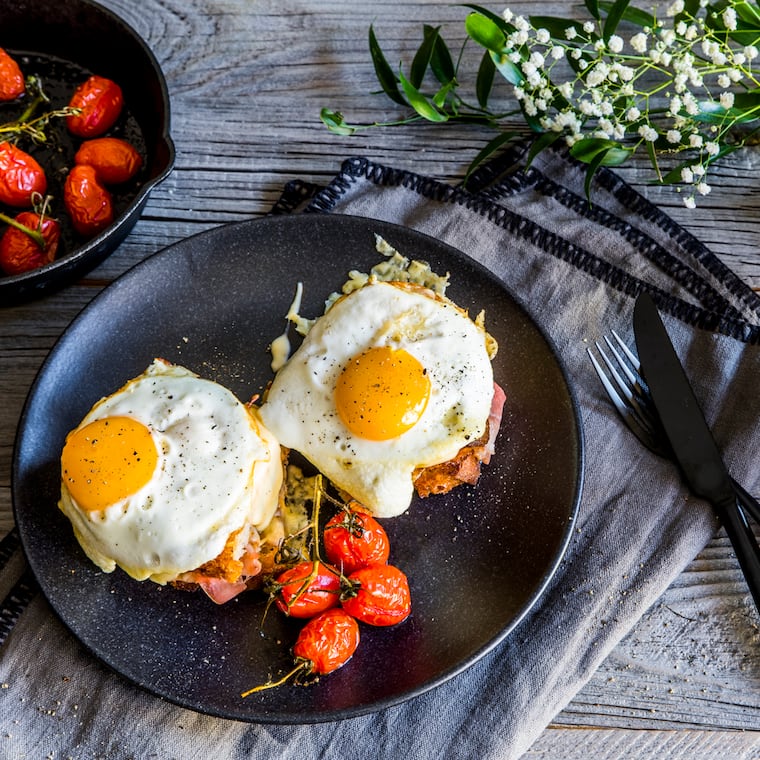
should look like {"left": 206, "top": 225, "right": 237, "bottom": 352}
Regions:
{"left": 610, "top": 329, "right": 640, "bottom": 371}
{"left": 599, "top": 337, "right": 657, "bottom": 434}
{"left": 587, "top": 346, "right": 664, "bottom": 453}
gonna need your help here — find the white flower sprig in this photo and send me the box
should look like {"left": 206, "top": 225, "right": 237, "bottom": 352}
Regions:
{"left": 322, "top": 1, "right": 760, "bottom": 207}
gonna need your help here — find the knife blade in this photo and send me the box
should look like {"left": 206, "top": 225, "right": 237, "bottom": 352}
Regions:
{"left": 633, "top": 292, "right": 760, "bottom": 614}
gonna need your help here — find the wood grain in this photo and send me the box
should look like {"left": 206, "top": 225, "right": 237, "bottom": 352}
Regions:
{"left": 2, "top": 0, "right": 760, "bottom": 754}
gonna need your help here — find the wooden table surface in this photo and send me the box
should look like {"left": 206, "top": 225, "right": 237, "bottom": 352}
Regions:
{"left": 2, "top": 1, "right": 760, "bottom": 756}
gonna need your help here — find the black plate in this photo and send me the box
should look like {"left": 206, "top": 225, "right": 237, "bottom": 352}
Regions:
{"left": 0, "top": 0, "right": 175, "bottom": 304}
{"left": 13, "top": 214, "right": 583, "bottom": 723}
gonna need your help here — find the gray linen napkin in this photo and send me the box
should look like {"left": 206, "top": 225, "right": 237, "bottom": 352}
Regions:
{"left": 2, "top": 145, "right": 759, "bottom": 759}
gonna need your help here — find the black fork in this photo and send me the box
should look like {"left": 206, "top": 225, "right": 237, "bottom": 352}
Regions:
{"left": 588, "top": 329, "right": 760, "bottom": 525}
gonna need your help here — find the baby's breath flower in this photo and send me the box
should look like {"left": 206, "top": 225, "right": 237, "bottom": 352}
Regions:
{"left": 666, "top": 0, "right": 685, "bottom": 16}
{"left": 697, "top": 181, "right": 711, "bottom": 195}
{"left": 586, "top": 63, "right": 609, "bottom": 87}
{"left": 720, "top": 91, "right": 735, "bottom": 109}
{"left": 502, "top": 8, "right": 514, "bottom": 23}
{"left": 717, "top": 73, "right": 731, "bottom": 88}
{"left": 692, "top": 164, "right": 706, "bottom": 176}
{"left": 536, "top": 28, "right": 551, "bottom": 44}
{"left": 558, "top": 81, "right": 574, "bottom": 98}
{"left": 705, "top": 141, "right": 720, "bottom": 156}
{"left": 723, "top": 7, "right": 738, "bottom": 31}
{"left": 666, "top": 129, "right": 682, "bottom": 143}
{"left": 681, "top": 166, "right": 694, "bottom": 182}
{"left": 627, "top": 106, "right": 642, "bottom": 121}
{"left": 608, "top": 35, "right": 624, "bottom": 53}
{"left": 514, "top": 15, "right": 530, "bottom": 32}
{"left": 638, "top": 124, "right": 658, "bottom": 141}
{"left": 550, "top": 46, "right": 565, "bottom": 60}
{"left": 565, "top": 26, "right": 578, "bottom": 41}
{"left": 683, "top": 195, "right": 696, "bottom": 209}
{"left": 630, "top": 32, "right": 648, "bottom": 53}
{"left": 689, "top": 133, "right": 704, "bottom": 148}
{"left": 745, "top": 45, "right": 759, "bottom": 60}
{"left": 583, "top": 20, "right": 595, "bottom": 34}
{"left": 571, "top": 48, "right": 583, "bottom": 60}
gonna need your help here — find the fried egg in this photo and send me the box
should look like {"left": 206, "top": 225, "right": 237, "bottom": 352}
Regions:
{"left": 259, "top": 279, "right": 495, "bottom": 518}
{"left": 58, "top": 359, "right": 283, "bottom": 584}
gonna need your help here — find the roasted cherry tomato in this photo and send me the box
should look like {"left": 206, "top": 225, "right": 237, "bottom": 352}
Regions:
{"left": 74, "top": 137, "right": 142, "bottom": 184}
{"left": 241, "top": 608, "right": 359, "bottom": 696}
{"left": 292, "top": 607, "right": 360, "bottom": 675}
{"left": 63, "top": 164, "right": 113, "bottom": 237}
{"left": 66, "top": 75, "right": 124, "bottom": 138}
{"left": 0, "top": 48, "right": 25, "bottom": 101}
{"left": 274, "top": 560, "right": 341, "bottom": 619}
{"left": 0, "top": 142, "right": 47, "bottom": 207}
{"left": 341, "top": 564, "right": 411, "bottom": 626}
{"left": 323, "top": 504, "right": 390, "bottom": 575}
{"left": 0, "top": 211, "right": 60, "bottom": 275}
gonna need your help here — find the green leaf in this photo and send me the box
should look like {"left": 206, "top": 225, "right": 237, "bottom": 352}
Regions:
{"left": 734, "top": 1, "right": 760, "bottom": 25}
{"left": 320, "top": 108, "right": 358, "bottom": 135}
{"left": 570, "top": 137, "right": 630, "bottom": 164}
{"left": 525, "top": 131, "right": 562, "bottom": 167}
{"left": 490, "top": 51, "right": 524, "bottom": 86}
{"left": 411, "top": 25, "right": 440, "bottom": 89}
{"left": 465, "top": 12, "right": 507, "bottom": 54}
{"left": 398, "top": 69, "right": 449, "bottom": 122}
{"left": 369, "top": 25, "right": 407, "bottom": 107}
{"left": 432, "top": 79, "right": 457, "bottom": 109}
{"left": 695, "top": 90, "right": 760, "bottom": 123}
{"left": 645, "top": 139, "right": 661, "bottom": 182}
{"left": 462, "top": 130, "right": 521, "bottom": 186}
{"left": 602, "top": 0, "right": 631, "bottom": 40}
{"left": 597, "top": 1, "right": 654, "bottom": 27}
{"left": 674, "top": 0, "right": 700, "bottom": 24}
{"left": 476, "top": 50, "right": 496, "bottom": 108}
{"left": 583, "top": 151, "right": 608, "bottom": 201}
{"left": 585, "top": 0, "right": 601, "bottom": 19}
{"left": 463, "top": 5, "right": 514, "bottom": 33}
{"left": 431, "top": 33, "right": 456, "bottom": 84}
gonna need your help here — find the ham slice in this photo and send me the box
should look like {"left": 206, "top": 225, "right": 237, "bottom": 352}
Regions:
{"left": 413, "top": 382, "right": 505, "bottom": 497}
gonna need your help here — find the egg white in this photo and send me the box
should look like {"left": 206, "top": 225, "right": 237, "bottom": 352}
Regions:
{"left": 259, "top": 281, "right": 494, "bottom": 517}
{"left": 58, "top": 359, "right": 283, "bottom": 583}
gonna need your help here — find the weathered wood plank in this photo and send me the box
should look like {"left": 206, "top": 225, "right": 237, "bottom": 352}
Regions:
{"left": 1, "top": 0, "right": 760, "bottom": 752}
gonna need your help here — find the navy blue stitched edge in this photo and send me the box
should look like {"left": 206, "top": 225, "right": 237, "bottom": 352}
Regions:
{"left": 305, "top": 156, "right": 759, "bottom": 344}
{"left": 0, "top": 568, "right": 38, "bottom": 648}
{"left": 479, "top": 167, "right": 746, "bottom": 323}
{"left": 467, "top": 139, "right": 760, "bottom": 320}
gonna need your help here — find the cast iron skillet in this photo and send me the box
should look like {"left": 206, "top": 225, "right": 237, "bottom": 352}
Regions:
{"left": 0, "top": 0, "right": 175, "bottom": 304}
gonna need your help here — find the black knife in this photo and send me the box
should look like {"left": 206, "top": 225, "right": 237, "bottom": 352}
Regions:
{"left": 633, "top": 292, "right": 760, "bottom": 614}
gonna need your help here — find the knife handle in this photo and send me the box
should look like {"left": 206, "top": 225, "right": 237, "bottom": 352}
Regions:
{"left": 715, "top": 495, "right": 760, "bottom": 615}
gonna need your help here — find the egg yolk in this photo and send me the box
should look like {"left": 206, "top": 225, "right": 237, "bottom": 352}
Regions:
{"left": 61, "top": 416, "right": 158, "bottom": 512}
{"left": 335, "top": 346, "right": 430, "bottom": 441}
